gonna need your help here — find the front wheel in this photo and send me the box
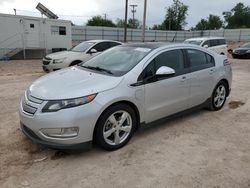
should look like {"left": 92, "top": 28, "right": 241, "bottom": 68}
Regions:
{"left": 208, "top": 81, "right": 227, "bottom": 111}
{"left": 94, "top": 104, "right": 136, "bottom": 151}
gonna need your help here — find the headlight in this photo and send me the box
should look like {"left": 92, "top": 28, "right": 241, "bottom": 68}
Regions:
{"left": 42, "top": 94, "right": 97, "bottom": 112}
{"left": 246, "top": 50, "right": 250, "bottom": 53}
{"left": 53, "top": 57, "right": 67, "bottom": 64}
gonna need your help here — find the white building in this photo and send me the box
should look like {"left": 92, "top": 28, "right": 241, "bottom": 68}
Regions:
{"left": 0, "top": 13, "right": 72, "bottom": 59}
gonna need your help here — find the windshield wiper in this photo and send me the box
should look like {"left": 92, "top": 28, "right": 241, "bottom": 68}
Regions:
{"left": 82, "top": 65, "right": 113, "bottom": 75}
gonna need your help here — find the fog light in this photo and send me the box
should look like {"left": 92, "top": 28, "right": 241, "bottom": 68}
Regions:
{"left": 41, "top": 127, "right": 79, "bottom": 138}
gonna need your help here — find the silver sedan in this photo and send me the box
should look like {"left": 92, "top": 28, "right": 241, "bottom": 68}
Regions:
{"left": 19, "top": 43, "right": 232, "bottom": 150}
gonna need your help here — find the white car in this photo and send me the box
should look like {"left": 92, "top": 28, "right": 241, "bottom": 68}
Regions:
{"left": 42, "top": 40, "right": 122, "bottom": 72}
{"left": 184, "top": 37, "right": 227, "bottom": 55}
{"left": 20, "top": 43, "right": 232, "bottom": 151}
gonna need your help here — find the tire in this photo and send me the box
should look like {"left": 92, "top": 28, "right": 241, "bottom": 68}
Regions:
{"left": 94, "top": 103, "right": 136, "bottom": 151}
{"left": 208, "top": 81, "right": 228, "bottom": 111}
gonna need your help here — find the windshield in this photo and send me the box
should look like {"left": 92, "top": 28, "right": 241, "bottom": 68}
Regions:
{"left": 80, "top": 46, "right": 151, "bottom": 76}
{"left": 184, "top": 40, "right": 203, "bottom": 46}
{"left": 71, "top": 42, "right": 95, "bottom": 52}
{"left": 241, "top": 43, "right": 250, "bottom": 48}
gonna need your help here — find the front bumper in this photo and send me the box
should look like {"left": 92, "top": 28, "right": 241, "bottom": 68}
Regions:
{"left": 19, "top": 94, "right": 103, "bottom": 149}
{"left": 21, "top": 123, "right": 92, "bottom": 150}
{"left": 42, "top": 58, "right": 70, "bottom": 72}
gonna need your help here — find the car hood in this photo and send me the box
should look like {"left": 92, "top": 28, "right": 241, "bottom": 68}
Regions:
{"left": 29, "top": 67, "right": 123, "bottom": 100}
{"left": 46, "top": 51, "right": 84, "bottom": 59}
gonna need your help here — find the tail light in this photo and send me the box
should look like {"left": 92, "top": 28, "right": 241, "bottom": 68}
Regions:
{"left": 223, "top": 59, "right": 231, "bottom": 66}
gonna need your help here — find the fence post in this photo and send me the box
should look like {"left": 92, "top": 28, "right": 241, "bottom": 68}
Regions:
{"left": 166, "top": 31, "right": 168, "bottom": 42}
{"left": 155, "top": 31, "right": 157, "bottom": 41}
{"left": 239, "top": 29, "right": 242, "bottom": 42}
{"left": 117, "top": 29, "right": 119, "bottom": 41}
{"left": 84, "top": 28, "right": 87, "bottom": 41}
{"left": 223, "top": 29, "right": 225, "bottom": 37}
{"left": 102, "top": 28, "right": 104, "bottom": 40}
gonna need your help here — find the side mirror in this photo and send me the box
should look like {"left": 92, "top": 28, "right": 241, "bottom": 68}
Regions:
{"left": 203, "top": 44, "right": 209, "bottom": 48}
{"left": 89, "top": 49, "right": 97, "bottom": 54}
{"left": 156, "top": 66, "right": 175, "bottom": 76}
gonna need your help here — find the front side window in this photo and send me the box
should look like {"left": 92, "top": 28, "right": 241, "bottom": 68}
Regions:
{"left": 202, "top": 40, "right": 210, "bottom": 47}
{"left": 139, "top": 50, "right": 185, "bottom": 81}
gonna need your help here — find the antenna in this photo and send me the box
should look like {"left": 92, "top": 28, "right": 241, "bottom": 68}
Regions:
{"left": 36, "top": 2, "right": 58, "bottom": 19}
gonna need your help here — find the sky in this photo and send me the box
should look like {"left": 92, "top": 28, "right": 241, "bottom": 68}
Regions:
{"left": 0, "top": 0, "right": 249, "bottom": 29}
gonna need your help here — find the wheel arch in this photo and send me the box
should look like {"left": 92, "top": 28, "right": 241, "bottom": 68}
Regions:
{"left": 93, "top": 100, "right": 141, "bottom": 140}
{"left": 218, "top": 78, "right": 230, "bottom": 97}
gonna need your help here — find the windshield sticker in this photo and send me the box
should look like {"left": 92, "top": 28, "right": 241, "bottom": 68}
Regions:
{"left": 134, "top": 48, "right": 151, "bottom": 53}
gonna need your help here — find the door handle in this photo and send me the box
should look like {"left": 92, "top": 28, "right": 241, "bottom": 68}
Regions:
{"left": 209, "top": 69, "right": 215, "bottom": 74}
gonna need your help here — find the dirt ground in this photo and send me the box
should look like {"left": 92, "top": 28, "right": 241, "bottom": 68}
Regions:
{"left": 0, "top": 56, "right": 250, "bottom": 188}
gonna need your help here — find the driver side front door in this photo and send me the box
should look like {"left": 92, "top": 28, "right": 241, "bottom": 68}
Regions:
{"left": 142, "top": 49, "right": 190, "bottom": 123}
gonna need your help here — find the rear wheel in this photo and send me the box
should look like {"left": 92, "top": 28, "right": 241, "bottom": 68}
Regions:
{"left": 208, "top": 81, "right": 227, "bottom": 111}
{"left": 94, "top": 104, "right": 136, "bottom": 151}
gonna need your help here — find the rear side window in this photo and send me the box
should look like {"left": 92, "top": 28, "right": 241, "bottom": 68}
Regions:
{"left": 219, "top": 39, "right": 226, "bottom": 45}
{"left": 186, "top": 49, "right": 215, "bottom": 71}
{"left": 187, "top": 49, "right": 207, "bottom": 67}
{"left": 108, "top": 42, "right": 121, "bottom": 48}
{"left": 210, "top": 39, "right": 218, "bottom": 47}
{"left": 92, "top": 42, "right": 110, "bottom": 52}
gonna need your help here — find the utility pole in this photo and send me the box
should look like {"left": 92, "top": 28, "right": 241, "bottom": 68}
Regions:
{"left": 103, "top": 13, "right": 107, "bottom": 20}
{"left": 124, "top": 0, "right": 128, "bottom": 42}
{"left": 142, "top": 0, "right": 147, "bottom": 42}
{"left": 130, "top": 4, "right": 138, "bottom": 28}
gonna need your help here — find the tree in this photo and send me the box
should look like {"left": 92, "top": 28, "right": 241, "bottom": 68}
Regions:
{"left": 116, "top": 18, "right": 141, "bottom": 29}
{"left": 86, "top": 16, "right": 116, "bottom": 27}
{"left": 152, "top": 0, "right": 188, "bottom": 30}
{"left": 194, "top": 15, "right": 223, "bottom": 30}
{"left": 223, "top": 3, "right": 250, "bottom": 29}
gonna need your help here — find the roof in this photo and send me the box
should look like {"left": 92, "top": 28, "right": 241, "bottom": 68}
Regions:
{"left": 185, "top": 36, "right": 225, "bottom": 41}
{"left": 86, "top": 40, "right": 123, "bottom": 44}
{"left": 122, "top": 42, "right": 168, "bottom": 49}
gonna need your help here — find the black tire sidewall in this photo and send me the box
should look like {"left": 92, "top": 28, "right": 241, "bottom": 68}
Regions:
{"left": 94, "top": 103, "right": 137, "bottom": 151}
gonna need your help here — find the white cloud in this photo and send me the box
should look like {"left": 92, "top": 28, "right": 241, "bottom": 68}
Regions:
{"left": 0, "top": 0, "right": 249, "bottom": 28}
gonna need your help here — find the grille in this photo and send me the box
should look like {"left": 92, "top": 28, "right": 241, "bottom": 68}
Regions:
{"left": 22, "top": 100, "right": 37, "bottom": 115}
{"left": 22, "top": 124, "right": 41, "bottom": 140}
{"left": 43, "top": 60, "right": 50, "bottom": 65}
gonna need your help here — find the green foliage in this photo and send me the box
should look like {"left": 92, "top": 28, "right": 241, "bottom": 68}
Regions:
{"left": 152, "top": 0, "right": 188, "bottom": 30}
{"left": 194, "top": 15, "right": 223, "bottom": 30}
{"left": 116, "top": 18, "right": 141, "bottom": 29}
{"left": 86, "top": 16, "right": 116, "bottom": 27}
{"left": 223, "top": 3, "right": 250, "bottom": 29}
